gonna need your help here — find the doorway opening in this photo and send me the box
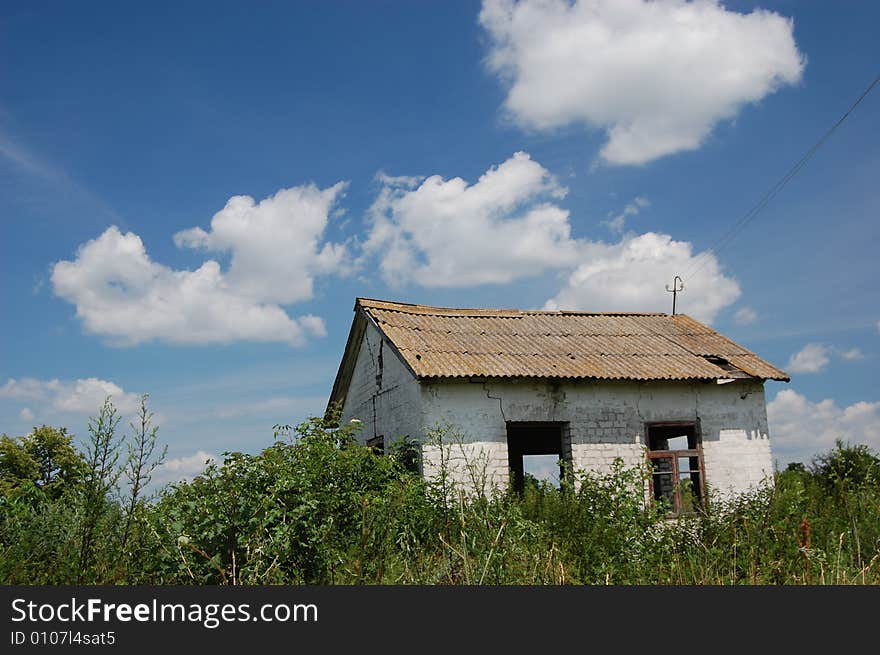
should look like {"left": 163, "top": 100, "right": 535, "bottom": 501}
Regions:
{"left": 506, "top": 422, "right": 571, "bottom": 493}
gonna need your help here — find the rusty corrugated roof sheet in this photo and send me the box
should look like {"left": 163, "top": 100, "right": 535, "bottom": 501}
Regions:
{"left": 356, "top": 298, "right": 790, "bottom": 382}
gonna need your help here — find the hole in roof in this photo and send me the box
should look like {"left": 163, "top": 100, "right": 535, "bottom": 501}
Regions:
{"left": 703, "top": 356, "right": 738, "bottom": 371}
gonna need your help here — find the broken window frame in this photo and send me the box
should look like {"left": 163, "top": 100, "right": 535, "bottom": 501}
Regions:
{"left": 644, "top": 421, "right": 706, "bottom": 517}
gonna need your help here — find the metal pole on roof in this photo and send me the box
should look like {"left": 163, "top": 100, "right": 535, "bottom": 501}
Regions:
{"left": 666, "top": 275, "right": 684, "bottom": 315}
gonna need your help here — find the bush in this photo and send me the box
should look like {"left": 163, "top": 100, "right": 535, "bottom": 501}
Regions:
{"left": 810, "top": 439, "right": 880, "bottom": 489}
{"left": 148, "top": 415, "right": 429, "bottom": 584}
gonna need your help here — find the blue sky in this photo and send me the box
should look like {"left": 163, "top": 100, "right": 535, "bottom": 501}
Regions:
{"left": 1, "top": 0, "right": 878, "bottom": 481}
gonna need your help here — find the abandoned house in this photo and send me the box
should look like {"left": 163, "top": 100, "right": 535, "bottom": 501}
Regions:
{"left": 327, "top": 298, "right": 790, "bottom": 513}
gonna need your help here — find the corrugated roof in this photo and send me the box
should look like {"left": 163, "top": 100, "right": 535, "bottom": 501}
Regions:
{"left": 356, "top": 298, "right": 790, "bottom": 382}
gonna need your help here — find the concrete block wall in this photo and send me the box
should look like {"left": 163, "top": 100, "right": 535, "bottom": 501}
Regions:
{"left": 697, "top": 383, "right": 773, "bottom": 497}
{"left": 419, "top": 378, "right": 773, "bottom": 497}
{"left": 420, "top": 440, "right": 508, "bottom": 497}
{"left": 340, "top": 321, "right": 423, "bottom": 453}
{"left": 419, "top": 380, "right": 512, "bottom": 491}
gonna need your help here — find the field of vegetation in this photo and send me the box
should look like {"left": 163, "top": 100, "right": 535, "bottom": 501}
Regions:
{"left": 2, "top": 395, "right": 879, "bottom": 585}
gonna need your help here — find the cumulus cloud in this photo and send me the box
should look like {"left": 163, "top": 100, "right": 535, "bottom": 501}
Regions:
{"left": 364, "top": 152, "right": 579, "bottom": 287}
{"left": 479, "top": 0, "right": 805, "bottom": 165}
{"left": 173, "top": 183, "right": 348, "bottom": 304}
{"left": 52, "top": 184, "right": 346, "bottom": 346}
{"left": 786, "top": 343, "right": 830, "bottom": 374}
{"left": 0, "top": 377, "right": 142, "bottom": 418}
{"left": 768, "top": 389, "right": 880, "bottom": 464}
{"left": 19, "top": 407, "right": 35, "bottom": 422}
{"left": 365, "top": 153, "right": 740, "bottom": 322}
{"left": 544, "top": 232, "right": 740, "bottom": 323}
{"left": 734, "top": 307, "right": 758, "bottom": 325}
{"left": 153, "top": 450, "right": 218, "bottom": 487}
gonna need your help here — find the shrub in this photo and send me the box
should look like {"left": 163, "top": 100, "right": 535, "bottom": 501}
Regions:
{"left": 810, "top": 439, "right": 880, "bottom": 489}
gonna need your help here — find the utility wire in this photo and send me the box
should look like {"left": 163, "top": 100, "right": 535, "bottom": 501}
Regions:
{"left": 683, "top": 72, "right": 880, "bottom": 282}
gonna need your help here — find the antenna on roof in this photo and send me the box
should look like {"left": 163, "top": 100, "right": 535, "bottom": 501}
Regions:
{"left": 665, "top": 275, "right": 684, "bottom": 315}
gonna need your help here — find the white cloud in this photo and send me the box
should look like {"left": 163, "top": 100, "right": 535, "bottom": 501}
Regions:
{"left": 544, "top": 232, "right": 740, "bottom": 323}
{"left": 153, "top": 450, "right": 217, "bottom": 487}
{"left": 52, "top": 184, "right": 346, "bottom": 346}
{"left": 786, "top": 343, "right": 830, "bottom": 374}
{"left": 365, "top": 153, "right": 740, "bottom": 322}
{"left": 785, "top": 344, "right": 867, "bottom": 374}
{"left": 734, "top": 306, "right": 758, "bottom": 325}
{"left": 54, "top": 378, "right": 141, "bottom": 414}
{"left": 364, "top": 152, "right": 579, "bottom": 287}
{"left": 374, "top": 171, "right": 422, "bottom": 188}
{"left": 602, "top": 196, "right": 649, "bottom": 233}
{"left": 173, "top": 183, "right": 348, "bottom": 304}
{"left": 19, "top": 407, "right": 35, "bottom": 422}
{"left": 768, "top": 390, "right": 880, "bottom": 464}
{"left": 0, "top": 378, "right": 51, "bottom": 401}
{"left": 479, "top": 0, "right": 805, "bottom": 165}
{"left": 0, "top": 376, "right": 142, "bottom": 417}
{"left": 298, "top": 315, "right": 328, "bottom": 339}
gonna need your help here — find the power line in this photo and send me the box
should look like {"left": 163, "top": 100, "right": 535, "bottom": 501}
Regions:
{"left": 683, "top": 72, "right": 880, "bottom": 283}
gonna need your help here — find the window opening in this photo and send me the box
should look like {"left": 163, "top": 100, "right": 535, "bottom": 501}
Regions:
{"left": 646, "top": 422, "right": 705, "bottom": 516}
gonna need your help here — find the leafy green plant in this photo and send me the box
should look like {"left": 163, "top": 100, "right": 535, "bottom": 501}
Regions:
{"left": 0, "top": 426, "right": 85, "bottom": 500}
{"left": 811, "top": 439, "right": 880, "bottom": 489}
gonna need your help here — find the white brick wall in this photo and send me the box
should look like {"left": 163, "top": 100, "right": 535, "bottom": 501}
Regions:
{"left": 339, "top": 321, "right": 423, "bottom": 454}
{"left": 420, "top": 440, "right": 507, "bottom": 498}
{"left": 340, "top": 328, "right": 774, "bottom": 498}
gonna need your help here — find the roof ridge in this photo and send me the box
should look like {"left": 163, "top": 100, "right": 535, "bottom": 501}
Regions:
{"left": 356, "top": 297, "right": 668, "bottom": 317}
